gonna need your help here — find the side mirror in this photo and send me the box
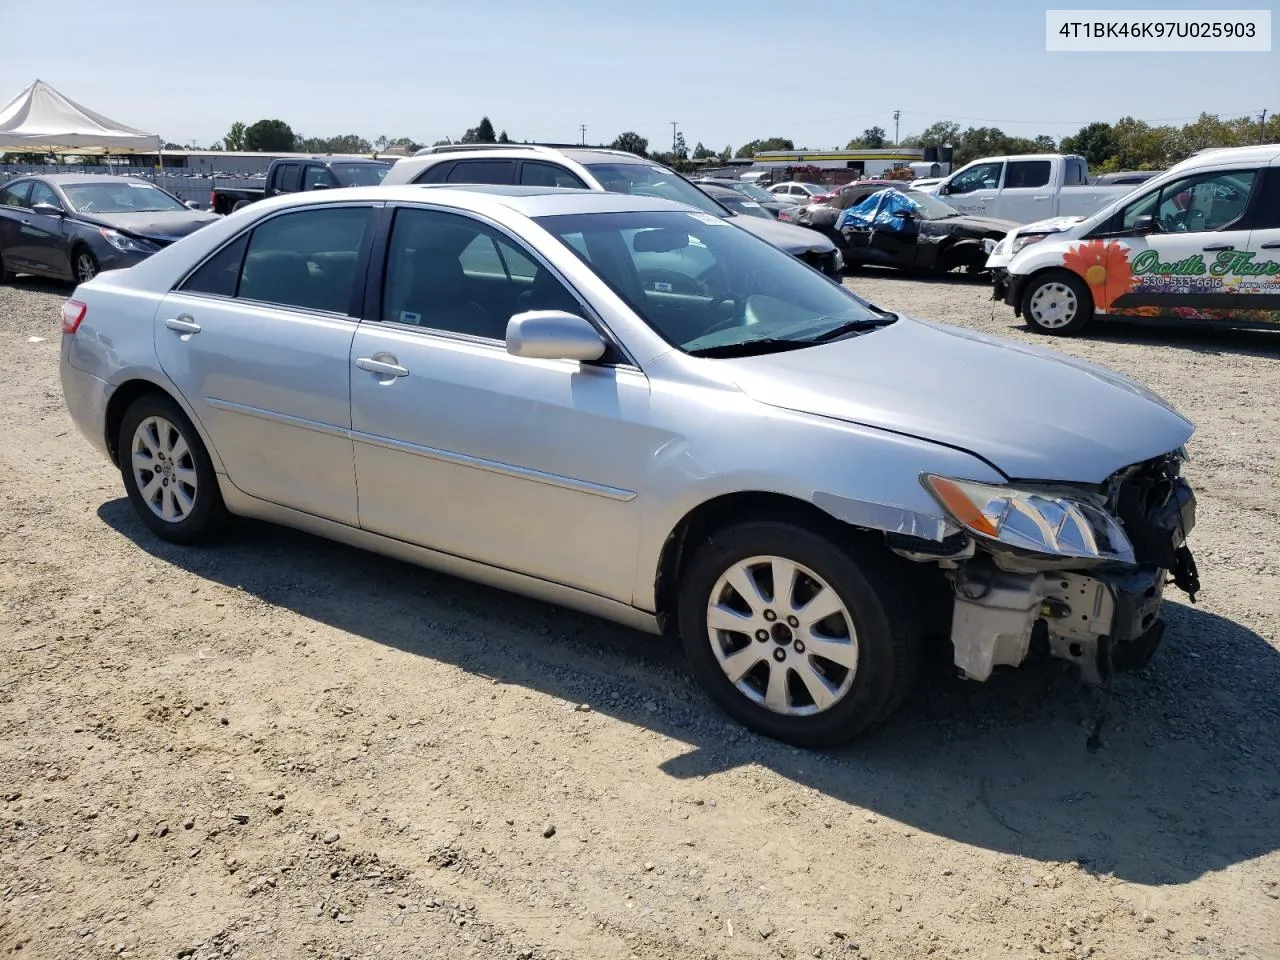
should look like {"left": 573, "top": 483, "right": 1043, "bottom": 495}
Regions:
{"left": 506, "top": 310, "right": 606, "bottom": 363}
{"left": 32, "top": 202, "right": 64, "bottom": 218}
{"left": 311, "top": 181, "right": 331, "bottom": 190}
{"left": 1132, "top": 214, "right": 1160, "bottom": 234}
{"left": 891, "top": 209, "right": 915, "bottom": 219}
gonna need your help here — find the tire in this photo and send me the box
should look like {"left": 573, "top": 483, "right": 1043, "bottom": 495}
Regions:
{"left": 118, "top": 393, "right": 228, "bottom": 544}
{"left": 0, "top": 254, "right": 11, "bottom": 284}
{"left": 1021, "top": 269, "right": 1094, "bottom": 336}
{"left": 71, "top": 246, "right": 99, "bottom": 284}
{"left": 677, "top": 519, "right": 922, "bottom": 748}
{"left": 231, "top": 199, "right": 250, "bottom": 213}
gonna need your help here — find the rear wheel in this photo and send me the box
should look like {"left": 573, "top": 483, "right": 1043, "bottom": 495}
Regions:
{"left": 1022, "top": 269, "right": 1094, "bottom": 336}
{"left": 118, "top": 393, "right": 228, "bottom": 544}
{"left": 678, "top": 519, "right": 921, "bottom": 747}
{"left": 231, "top": 199, "right": 250, "bottom": 213}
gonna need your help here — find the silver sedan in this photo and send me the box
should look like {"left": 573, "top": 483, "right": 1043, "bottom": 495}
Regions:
{"left": 59, "top": 184, "right": 1200, "bottom": 746}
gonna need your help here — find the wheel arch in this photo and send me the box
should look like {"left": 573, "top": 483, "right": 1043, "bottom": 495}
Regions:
{"left": 104, "top": 376, "right": 226, "bottom": 474}
{"left": 1013, "top": 264, "right": 1093, "bottom": 319}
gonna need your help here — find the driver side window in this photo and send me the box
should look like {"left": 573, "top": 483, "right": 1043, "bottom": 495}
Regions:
{"left": 1121, "top": 170, "right": 1257, "bottom": 233}
{"left": 948, "top": 162, "right": 1003, "bottom": 195}
{"left": 28, "top": 182, "right": 62, "bottom": 210}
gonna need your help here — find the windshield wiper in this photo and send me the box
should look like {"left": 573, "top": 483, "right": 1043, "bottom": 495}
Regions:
{"left": 806, "top": 312, "right": 898, "bottom": 343}
{"left": 686, "top": 338, "right": 814, "bottom": 358}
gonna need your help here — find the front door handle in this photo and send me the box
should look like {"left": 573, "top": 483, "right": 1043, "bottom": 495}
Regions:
{"left": 1201, "top": 244, "right": 1234, "bottom": 251}
{"left": 164, "top": 317, "right": 202, "bottom": 334}
{"left": 356, "top": 356, "right": 409, "bottom": 378}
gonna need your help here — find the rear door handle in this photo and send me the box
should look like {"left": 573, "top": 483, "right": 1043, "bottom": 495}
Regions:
{"left": 164, "top": 317, "right": 202, "bottom": 334}
{"left": 1201, "top": 244, "right": 1234, "bottom": 251}
{"left": 356, "top": 357, "right": 409, "bottom": 378}
{"left": 1261, "top": 241, "right": 1280, "bottom": 249}
{"left": 1033, "top": 195, "right": 1050, "bottom": 200}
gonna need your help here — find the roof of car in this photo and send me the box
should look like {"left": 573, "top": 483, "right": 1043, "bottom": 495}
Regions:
{"left": 26, "top": 173, "right": 160, "bottom": 186}
{"left": 1167, "top": 143, "right": 1280, "bottom": 172}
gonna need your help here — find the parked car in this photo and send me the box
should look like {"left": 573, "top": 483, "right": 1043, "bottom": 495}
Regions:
{"left": 385, "top": 144, "right": 843, "bottom": 276}
{"left": 1093, "top": 170, "right": 1164, "bottom": 186}
{"left": 697, "top": 183, "right": 775, "bottom": 219}
{"left": 910, "top": 154, "right": 1136, "bottom": 224}
{"left": 59, "top": 184, "right": 1200, "bottom": 746}
{"left": 992, "top": 143, "right": 1280, "bottom": 335}
{"left": 906, "top": 177, "right": 943, "bottom": 191}
{"left": 777, "top": 179, "right": 911, "bottom": 232}
{"left": 209, "top": 157, "right": 391, "bottom": 215}
{"left": 768, "top": 181, "right": 832, "bottom": 204}
{"left": 0, "top": 174, "right": 218, "bottom": 284}
{"left": 692, "top": 177, "right": 792, "bottom": 217}
{"left": 838, "top": 188, "right": 1018, "bottom": 274}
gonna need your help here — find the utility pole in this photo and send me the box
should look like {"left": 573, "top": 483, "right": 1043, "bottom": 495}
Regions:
{"left": 671, "top": 121, "right": 678, "bottom": 152}
{"left": 893, "top": 109, "right": 900, "bottom": 146}
{"left": 1261, "top": 110, "right": 1268, "bottom": 145}
{"left": 579, "top": 124, "right": 586, "bottom": 146}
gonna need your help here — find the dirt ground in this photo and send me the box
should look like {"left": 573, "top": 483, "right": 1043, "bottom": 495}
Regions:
{"left": 1, "top": 268, "right": 1277, "bottom": 960}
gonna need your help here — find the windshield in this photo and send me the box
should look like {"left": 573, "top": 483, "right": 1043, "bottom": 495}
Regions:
{"left": 732, "top": 182, "right": 776, "bottom": 202}
{"left": 333, "top": 163, "right": 390, "bottom": 187}
{"left": 585, "top": 162, "right": 729, "bottom": 217}
{"left": 900, "top": 191, "right": 962, "bottom": 219}
{"left": 715, "top": 195, "right": 774, "bottom": 219}
{"left": 533, "top": 210, "right": 888, "bottom": 355}
{"left": 62, "top": 181, "right": 187, "bottom": 214}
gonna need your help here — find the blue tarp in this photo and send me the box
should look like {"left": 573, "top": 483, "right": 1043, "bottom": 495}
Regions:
{"left": 835, "top": 188, "right": 918, "bottom": 233}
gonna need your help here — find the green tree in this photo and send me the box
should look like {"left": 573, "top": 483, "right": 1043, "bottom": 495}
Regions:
{"left": 1060, "top": 121, "right": 1117, "bottom": 167}
{"left": 223, "top": 121, "right": 248, "bottom": 151}
{"left": 388, "top": 136, "right": 423, "bottom": 152}
{"left": 718, "top": 144, "right": 733, "bottom": 162}
{"left": 243, "top": 119, "right": 296, "bottom": 152}
{"left": 692, "top": 141, "right": 715, "bottom": 160}
{"left": 734, "top": 137, "right": 794, "bottom": 158}
{"left": 610, "top": 131, "right": 648, "bottom": 156}
{"left": 672, "top": 131, "right": 689, "bottom": 160}
{"left": 461, "top": 117, "right": 497, "bottom": 143}
{"left": 497, "top": 129, "right": 510, "bottom": 143}
{"left": 916, "top": 121, "right": 960, "bottom": 147}
{"left": 1109, "top": 116, "right": 1177, "bottom": 169}
{"left": 846, "top": 126, "right": 887, "bottom": 149}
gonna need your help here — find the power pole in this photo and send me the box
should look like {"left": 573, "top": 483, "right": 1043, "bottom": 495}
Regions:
{"left": 893, "top": 109, "right": 900, "bottom": 146}
{"left": 579, "top": 124, "right": 586, "bottom": 146}
{"left": 671, "top": 121, "right": 678, "bottom": 153}
{"left": 1261, "top": 110, "right": 1268, "bottom": 145}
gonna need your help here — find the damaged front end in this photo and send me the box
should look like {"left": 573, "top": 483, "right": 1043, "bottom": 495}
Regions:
{"left": 893, "top": 450, "right": 1199, "bottom": 686}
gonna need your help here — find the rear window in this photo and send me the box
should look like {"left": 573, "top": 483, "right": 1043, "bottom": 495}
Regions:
{"left": 1005, "top": 160, "right": 1052, "bottom": 189}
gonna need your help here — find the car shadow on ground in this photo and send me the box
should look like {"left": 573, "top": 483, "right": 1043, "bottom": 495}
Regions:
{"left": 99, "top": 499, "right": 1280, "bottom": 888}
{"left": 6, "top": 275, "right": 71, "bottom": 295}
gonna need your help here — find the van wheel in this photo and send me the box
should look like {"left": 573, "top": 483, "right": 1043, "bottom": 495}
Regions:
{"left": 118, "top": 393, "right": 228, "bottom": 544}
{"left": 1022, "top": 270, "right": 1094, "bottom": 335}
{"left": 678, "top": 519, "right": 921, "bottom": 747}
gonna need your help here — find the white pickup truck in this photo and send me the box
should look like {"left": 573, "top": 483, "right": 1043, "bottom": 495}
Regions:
{"left": 911, "top": 153, "right": 1137, "bottom": 224}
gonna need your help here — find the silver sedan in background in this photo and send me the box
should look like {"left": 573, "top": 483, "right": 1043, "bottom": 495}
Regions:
{"left": 59, "top": 184, "right": 1200, "bottom": 746}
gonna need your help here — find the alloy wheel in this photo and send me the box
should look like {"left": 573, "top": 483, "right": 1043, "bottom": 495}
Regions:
{"left": 705, "top": 555, "right": 859, "bottom": 716}
{"left": 75, "top": 252, "right": 97, "bottom": 283}
{"left": 130, "top": 415, "right": 198, "bottom": 523}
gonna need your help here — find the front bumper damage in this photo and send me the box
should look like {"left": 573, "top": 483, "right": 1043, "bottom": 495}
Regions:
{"left": 943, "top": 454, "right": 1199, "bottom": 686}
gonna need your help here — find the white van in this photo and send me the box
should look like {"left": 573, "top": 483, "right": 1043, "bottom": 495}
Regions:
{"left": 992, "top": 144, "right": 1280, "bottom": 335}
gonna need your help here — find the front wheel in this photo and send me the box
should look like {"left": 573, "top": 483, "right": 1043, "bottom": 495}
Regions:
{"left": 72, "top": 246, "right": 99, "bottom": 284}
{"left": 1021, "top": 269, "right": 1094, "bottom": 336}
{"left": 118, "top": 393, "right": 228, "bottom": 544}
{"left": 678, "top": 519, "right": 921, "bottom": 747}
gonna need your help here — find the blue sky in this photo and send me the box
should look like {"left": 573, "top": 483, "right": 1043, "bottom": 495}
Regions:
{"left": 3, "top": 0, "right": 1275, "bottom": 151}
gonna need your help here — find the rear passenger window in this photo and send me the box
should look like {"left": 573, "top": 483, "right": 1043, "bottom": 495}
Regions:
{"left": 1005, "top": 160, "right": 1051, "bottom": 189}
{"left": 276, "top": 163, "right": 301, "bottom": 193}
{"left": 180, "top": 234, "right": 249, "bottom": 297}
{"left": 236, "top": 207, "right": 372, "bottom": 313}
{"left": 520, "top": 161, "right": 587, "bottom": 189}
{"left": 446, "top": 160, "right": 515, "bottom": 184}
{"left": 414, "top": 162, "right": 453, "bottom": 184}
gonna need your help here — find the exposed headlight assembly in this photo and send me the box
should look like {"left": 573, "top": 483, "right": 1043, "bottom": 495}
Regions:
{"left": 99, "top": 228, "right": 159, "bottom": 254}
{"left": 922, "top": 475, "right": 1135, "bottom": 565}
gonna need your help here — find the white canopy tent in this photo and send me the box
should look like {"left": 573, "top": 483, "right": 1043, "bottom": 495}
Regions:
{"left": 0, "top": 79, "right": 161, "bottom": 155}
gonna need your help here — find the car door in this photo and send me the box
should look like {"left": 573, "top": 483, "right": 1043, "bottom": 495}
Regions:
{"left": 301, "top": 163, "right": 337, "bottom": 192}
{"left": 993, "top": 158, "right": 1054, "bottom": 223}
{"left": 1095, "top": 167, "right": 1260, "bottom": 320}
{"left": 941, "top": 160, "right": 1004, "bottom": 215}
{"left": 23, "top": 181, "right": 72, "bottom": 277}
{"left": 348, "top": 203, "right": 653, "bottom": 603}
{"left": 153, "top": 202, "right": 377, "bottom": 524}
{"left": 0, "top": 179, "right": 33, "bottom": 271}
{"left": 1235, "top": 164, "right": 1280, "bottom": 323}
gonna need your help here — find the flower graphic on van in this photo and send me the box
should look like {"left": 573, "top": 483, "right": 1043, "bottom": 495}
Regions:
{"left": 1062, "top": 240, "right": 1136, "bottom": 312}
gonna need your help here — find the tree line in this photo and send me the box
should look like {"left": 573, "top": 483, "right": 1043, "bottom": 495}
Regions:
{"left": 6, "top": 110, "right": 1276, "bottom": 171}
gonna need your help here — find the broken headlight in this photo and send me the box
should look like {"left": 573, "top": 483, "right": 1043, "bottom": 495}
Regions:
{"left": 922, "top": 475, "right": 1135, "bottom": 565}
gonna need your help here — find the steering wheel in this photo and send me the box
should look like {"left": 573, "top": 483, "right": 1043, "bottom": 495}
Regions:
{"left": 638, "top": 268, "right": 711, "bottom": 297}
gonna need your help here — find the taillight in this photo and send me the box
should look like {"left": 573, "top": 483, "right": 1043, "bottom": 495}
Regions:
{"left": 61, "top": 299, "right": 86, "bottom": 334}
{"left": 210, "top": 190, "right": 216, "bottom": 210}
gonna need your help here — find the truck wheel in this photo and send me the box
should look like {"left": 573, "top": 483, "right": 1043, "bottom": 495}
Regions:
{"left": 1021, "top": 269, "right": 1094, "bottom": 336}
{"left": 677, "top": 519, "right": 922, "bottom": 747}
{"left": 231, "top": 199, "right": 250, "bottom": 213}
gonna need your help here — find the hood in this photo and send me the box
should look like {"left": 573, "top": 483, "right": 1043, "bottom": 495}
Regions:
{"left": 1011, "top": 214, "right": 1088, "bottom": 237}
{"left": 931, "top": 214, "right": 1019, "bottom": 233}
{"left": 83, "top": 210, "right": 220, "bottom": 243}
{"left": 714, "top": 316, "right": 1193, "bottom": 484}
{"left": 729, "top": 214, "right": 835, "bottom": 254}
